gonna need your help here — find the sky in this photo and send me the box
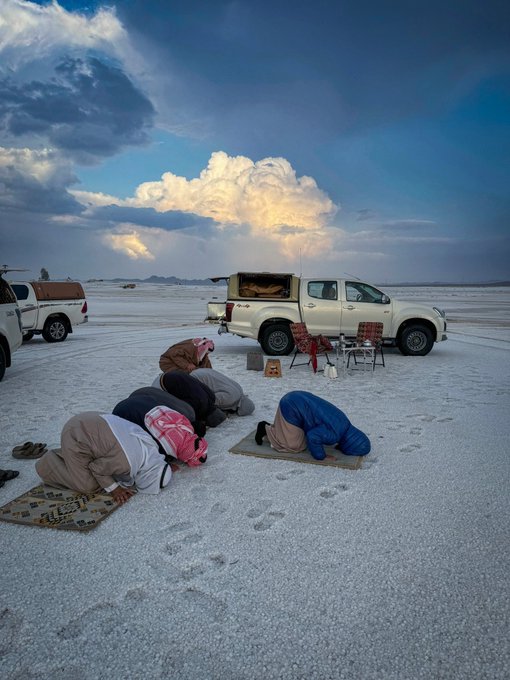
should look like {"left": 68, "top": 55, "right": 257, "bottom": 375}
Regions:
{"left": 0, "top": 0, "right": 509, "bottom": 283}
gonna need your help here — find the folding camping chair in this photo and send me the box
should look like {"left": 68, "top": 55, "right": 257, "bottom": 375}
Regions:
{"left": 346, "top": 321, "right": 385, "bottom": 370}
{"left": 289, "top": 322, "right": 333, "bottom": 373}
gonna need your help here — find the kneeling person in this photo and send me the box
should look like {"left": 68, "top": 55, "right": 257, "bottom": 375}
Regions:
{"left": 35, "top": 412, "right": 174, "bottom": 504}
{"left": 256, "top": 390, "right": 370, "bottom": 460}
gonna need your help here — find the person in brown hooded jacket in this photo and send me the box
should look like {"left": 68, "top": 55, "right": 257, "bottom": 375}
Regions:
{"left": 159, "top": 337, "right": 214, "bottom": 373}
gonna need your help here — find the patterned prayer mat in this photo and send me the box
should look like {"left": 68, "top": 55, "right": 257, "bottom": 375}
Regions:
{"left": 229, "top": 431, "right": 364, "bottom": 470}
{"left": 0, "top": 484, "right": 122, "bottom": 532}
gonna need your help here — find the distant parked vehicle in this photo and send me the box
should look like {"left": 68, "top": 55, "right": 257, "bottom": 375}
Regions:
{"left": 0, "top": 271, "right": 23, "bottom": 381}
{"left": 10, "top": 280, "right": 88, "bottom": 343}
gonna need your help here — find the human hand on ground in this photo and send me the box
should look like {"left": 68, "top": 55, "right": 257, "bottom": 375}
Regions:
{"left": 110, "top": 486, "right": 136, "bottom": 504}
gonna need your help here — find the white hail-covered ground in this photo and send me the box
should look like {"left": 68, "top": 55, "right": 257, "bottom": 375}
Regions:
{"left": 1, "top": 283, "right": 509, "bottom": 680}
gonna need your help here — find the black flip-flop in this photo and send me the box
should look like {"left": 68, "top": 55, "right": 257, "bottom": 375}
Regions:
{"left": 0, "top": 469, "right": 19, "bottom": 482}
{"left": 12, "top": 443, "right": 47, "bottom": 459}
{"left": 12, "top": 441, "right": 34, "bottom": 455}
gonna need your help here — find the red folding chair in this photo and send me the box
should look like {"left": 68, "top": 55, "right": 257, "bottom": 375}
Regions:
{"left": 289, "top": 322, "right": 333, "bottom": 373}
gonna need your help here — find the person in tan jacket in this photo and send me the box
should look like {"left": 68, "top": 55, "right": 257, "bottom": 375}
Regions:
{"left": 159, "top": 337, "right": 214, "bottom": 373}
{"left": 36, "top": 412, "right": 173, "bottom": 503}
{"left": 35, "top": 408, "right": 207, "bottom": 504}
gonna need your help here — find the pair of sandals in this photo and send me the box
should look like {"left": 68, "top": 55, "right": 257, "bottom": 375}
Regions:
{"left": 0, "top": 469, "right": 19, "bottom": 488}
{"left": 12, "top": 441, "right": 48, "bottom": 460}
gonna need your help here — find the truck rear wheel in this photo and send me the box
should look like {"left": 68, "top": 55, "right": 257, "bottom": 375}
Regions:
{"left": 260, "top": 324, "right": 294, "bottom": 356}
{"left": 398, "top": 325, "right": 433, "bottom": 356}
{"left": 42, "top": 317, "right": 68, "bottom": 343}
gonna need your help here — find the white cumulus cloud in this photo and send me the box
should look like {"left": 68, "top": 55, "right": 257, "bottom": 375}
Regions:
{"left": 0, "top": 0, "right": 128, "bottom": 66}
{"left": 125, "top": 151, "right": 337, "bottom": 231}
{"left": 72, "top": 189, "right": 123, "bottom": 210}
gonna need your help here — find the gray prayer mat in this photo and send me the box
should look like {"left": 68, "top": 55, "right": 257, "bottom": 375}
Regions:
{"left": 0, "top": 484, "right": 123, "bottom": 532}
{"left": 229, "top": 431, "right": 365, "bottom": 470}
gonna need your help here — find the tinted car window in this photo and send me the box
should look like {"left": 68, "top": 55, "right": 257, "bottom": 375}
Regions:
{"left": 308, "top": 281, "right": 337, "bottom": 300}
{"left": 11, "top": 284, "right": 29, "bottom": 301}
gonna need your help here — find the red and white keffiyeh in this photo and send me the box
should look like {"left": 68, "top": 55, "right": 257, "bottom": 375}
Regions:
{"left": 144, "top": 406, "right": 208, "bottom": 466}
{"left": 193, "top": 337, "right": 214, "bottom": 362}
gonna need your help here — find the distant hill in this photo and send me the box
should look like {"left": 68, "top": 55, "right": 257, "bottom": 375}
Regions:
{"left": 86, "top": 276, "right": 510, "bottom": 287}
{"left": 104, "top": 275, "right": 225, "bottom": 286}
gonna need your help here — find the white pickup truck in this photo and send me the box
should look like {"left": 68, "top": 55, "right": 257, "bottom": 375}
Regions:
{"left": 0, "top": 272, "right": 23, "bottom": 381}
{"left": 207, "top": 272, "right": 447, "bottom": 356}
{"left": 11, "top": 281, "right": 88, "bottom": 343}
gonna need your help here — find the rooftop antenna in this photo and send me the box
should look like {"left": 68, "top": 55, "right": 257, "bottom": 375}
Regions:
{"left": 344, "top": 272, "right": 361, "bottom": 281}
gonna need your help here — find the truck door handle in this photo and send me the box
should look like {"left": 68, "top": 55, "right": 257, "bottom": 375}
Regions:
{"left": 343, "top": 305, "right": 355, "bottom": 310}
{"left": 304, "top": 303, "right": 316, "bottom": 308}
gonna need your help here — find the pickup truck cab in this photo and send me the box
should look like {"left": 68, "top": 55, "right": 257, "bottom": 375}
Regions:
{"left": 208, "top": 272, "right": 447, "bottom": 357}
{"left": 11, "top": 280, "right": 88, "bottom": 343}
{"left": 0, "top": 272, "right": 23, "bottom": 381}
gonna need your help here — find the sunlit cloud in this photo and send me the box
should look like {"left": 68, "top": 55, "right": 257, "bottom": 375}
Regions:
{"left": 0, "top": 146, "right": 72, "bottom": 184}
{"left": 75, "top": 150, "right": 337, "bottom": 237}
{"left": 103, "top": 227, "right": 156, "bottom": 260}
{"left": 127, "top": 151, "right": 336, "bottom": 229}
{"left": 73, "top": 189, "right": 123, "bottom": 210}
{"left": 0, "top": 1, "right": 127, "bottom": 68}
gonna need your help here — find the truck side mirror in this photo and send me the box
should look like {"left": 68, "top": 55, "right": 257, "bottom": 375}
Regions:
{"left": 381, "top": 294, "right": 390, "bottom": 304}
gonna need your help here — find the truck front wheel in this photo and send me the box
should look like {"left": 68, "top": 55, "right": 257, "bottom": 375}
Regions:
{"left": 0, "top": 345, "right": 6, "bottom": 381}
{"left": 398, "top": 325, "right": 433, "bottom": 356}
{"left": 42, "top": 317, "right": 68, "bottom": 343}
{"left": 260, "top": 324, "right": 294, "bottom": 356}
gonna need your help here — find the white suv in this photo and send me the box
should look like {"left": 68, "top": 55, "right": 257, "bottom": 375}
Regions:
{"left": 0, "top": 273, "right": 22, "bottom": 381}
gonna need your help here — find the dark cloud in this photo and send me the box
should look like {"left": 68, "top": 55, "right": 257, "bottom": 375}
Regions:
{"left": 119, "top": 1, "right": 510, "bottom": 153}
{"left": 0, "top": 57, "right": 154, "bottom": 163}
{"left": 0, "top": 212, "right": 125, "bottom": 280}
{"left": 89, "top": 204, "right": 217, "bottom": 231}
{"left": 0, "top": 163, "right": 81, "bottom": 215}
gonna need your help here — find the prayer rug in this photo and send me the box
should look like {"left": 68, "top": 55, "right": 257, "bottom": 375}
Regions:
{"left": 0, "top": 484, "right": 122, "bottom": 532}
{"left": 229, "top": 431, "right": 365, "bottom": 470}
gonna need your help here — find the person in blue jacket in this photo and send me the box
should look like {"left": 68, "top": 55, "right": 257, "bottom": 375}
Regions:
{"left": 255, "top": 390, "right": 370, "bottom": 460}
